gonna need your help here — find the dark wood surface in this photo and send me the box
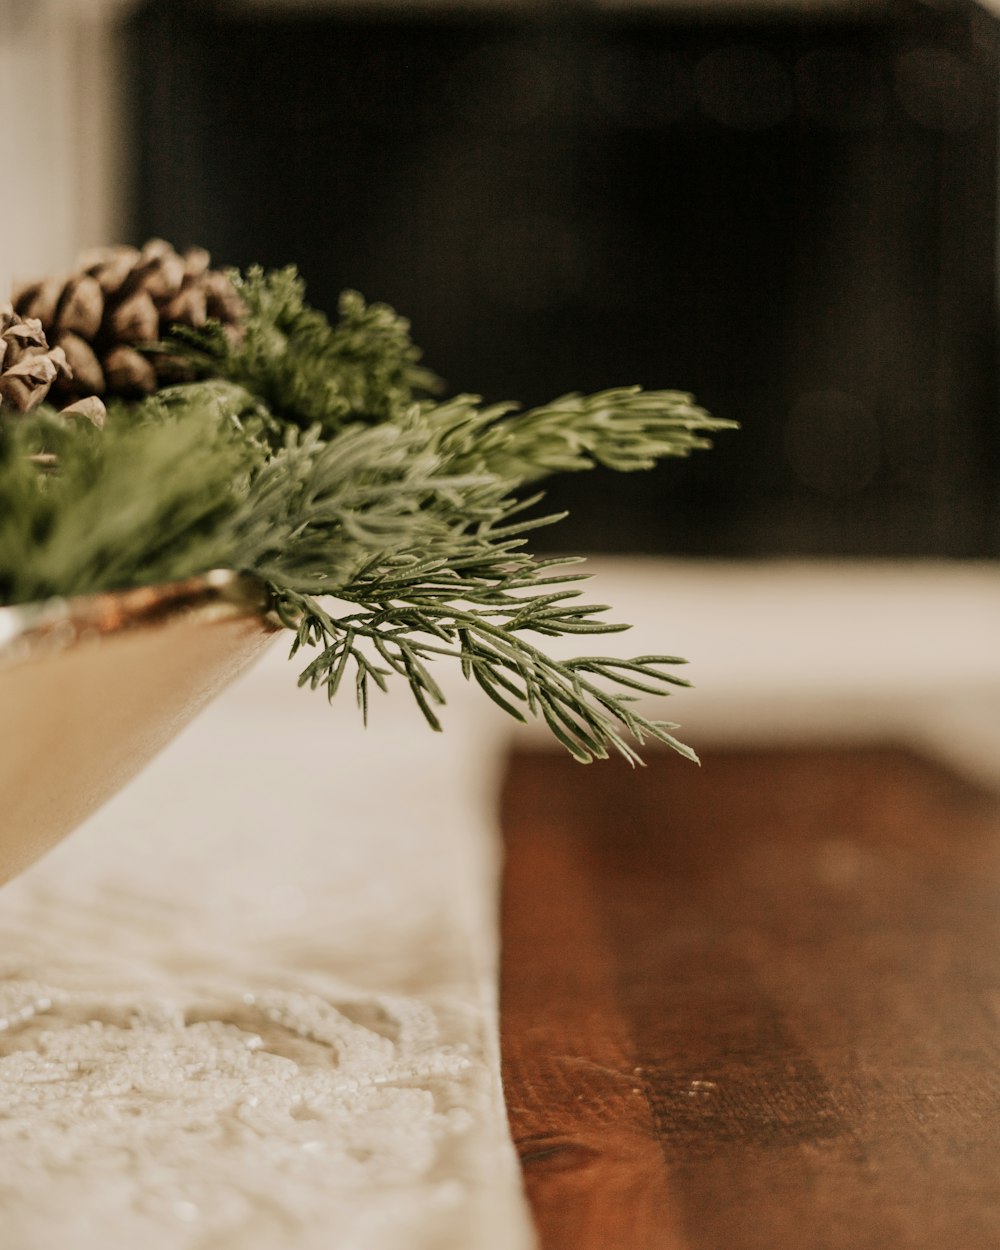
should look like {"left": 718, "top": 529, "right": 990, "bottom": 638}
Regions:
{"left": 499, "top": 745, "right": 1000, "bottom": 1250}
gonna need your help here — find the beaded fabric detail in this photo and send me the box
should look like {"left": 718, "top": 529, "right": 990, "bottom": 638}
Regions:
{"left": 0, "top": 982, "right": 476, "bottom": 1249}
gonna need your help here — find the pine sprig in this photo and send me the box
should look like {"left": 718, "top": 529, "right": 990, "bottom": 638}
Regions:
{"left": 178, "top": 267, "right": 440, "bottom": 434}
{"left": 223, "top": 419, "right": 520, "bottom": 594}
{"left": 276, "top": 585, "right": 696, "bottom": 766}
{"left": 2, "top": 260, "right": 737, "bottom": 764}
{"left": 426, "top": 387, "right": 738, "bottom": 483}
{"left": 226, "top": 430, "right": 697, "bottom": 765}
{"left": 0, "top": 402, "right": 251, "bottom": 603}
{"left": 171, "top": 269, "right": 734, "bottom": 485}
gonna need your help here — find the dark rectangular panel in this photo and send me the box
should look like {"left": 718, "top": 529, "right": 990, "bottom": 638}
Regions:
{"left": 126, "top": 1, "right": 1000, "bottom": 556}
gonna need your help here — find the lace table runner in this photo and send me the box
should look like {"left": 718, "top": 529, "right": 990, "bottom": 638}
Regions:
{"left": 0, "top": 644, "right": 534, "bottom": 1250}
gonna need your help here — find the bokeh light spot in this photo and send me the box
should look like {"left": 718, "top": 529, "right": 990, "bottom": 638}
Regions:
{"left": 894, "top": 46, "right": 984, "bottom": 134}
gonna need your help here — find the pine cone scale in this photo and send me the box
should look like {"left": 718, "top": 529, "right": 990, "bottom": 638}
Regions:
{"left": 135, "top": 251, "right": 185, "bottom": 302}
{"left": 108, "top": 289, "right": 160, "bottom": 344}
{"left": 183, "top": 247, "right": 211, "bottom": 279}
{"left": 60, "top": 395, "right": 107, "bottom": 428}
{"left": 104, "top": 345, "right": 157, "bottom": 396}
{"left": 58, "top": 275, "right": 104, "bottom": 339}
{"left": 161, "top": 281, "right": 208, "bottom": 328}
{"left": 12, "top": 277, "right": 63, "bottom": 331}
{"left": 84, "top": 247, "right": 141, "bottom": 293}
{"left": 0, "top": 319, "right": 48, "bottom": 368}
{"left": 57, "top": 331, "right": 106, "bottom": 396}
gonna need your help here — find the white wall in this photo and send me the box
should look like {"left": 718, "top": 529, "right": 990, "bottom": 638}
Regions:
{"left": 0, "top": 0, "right": 133, "bottom": 295}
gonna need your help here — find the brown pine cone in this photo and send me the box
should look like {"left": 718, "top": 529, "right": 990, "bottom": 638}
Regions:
{"left": 11, "top": 239, "right": 245, "bottom": 402}
{"left": 0, "top": 304, "right": 106, "bottom": 429}
{"left": 0, "top": 303, "right": 71, "bottom": 413}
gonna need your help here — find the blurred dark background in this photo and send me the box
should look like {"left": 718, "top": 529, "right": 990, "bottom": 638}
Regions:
{"left": 125, "top": 0, "right": 1000, "bottom": 558}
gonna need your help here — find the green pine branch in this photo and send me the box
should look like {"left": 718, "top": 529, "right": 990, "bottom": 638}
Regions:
{"left": 1, "top": 262, "right": 737, "bottom": 764}
{"left": 423, "top": 387, "right": 737, "bottom": 483}
{"left": 0, "top": 402, "right": 250, "bottom": 604}
{"left": 170, "top": 267, "right": 440, "bottom": 434}
{"left": 278, "top": 584, "right": 697, "bottom": 766}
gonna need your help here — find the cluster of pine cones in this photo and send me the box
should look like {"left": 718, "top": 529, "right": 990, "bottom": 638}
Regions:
{"left": 0, "top": 239, "right": 244, "bottom": 424}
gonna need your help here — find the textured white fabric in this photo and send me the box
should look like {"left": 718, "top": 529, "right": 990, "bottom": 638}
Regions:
{"left": 0, "top": 642, "right": 536, "bottom": 1250}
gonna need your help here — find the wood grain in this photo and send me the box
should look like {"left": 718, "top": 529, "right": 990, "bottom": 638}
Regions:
{"left": 499, "top": 746, "right": 1000, "bottom": 1250}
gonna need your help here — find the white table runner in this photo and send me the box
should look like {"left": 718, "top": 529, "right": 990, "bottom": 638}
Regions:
{"left": 0, "top": 641, "right": 535, "bottom": 1250}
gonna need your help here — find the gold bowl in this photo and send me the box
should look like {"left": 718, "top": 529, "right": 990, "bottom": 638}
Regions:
{"left": 0, "top": 572, "right": 278, "bottom": 885}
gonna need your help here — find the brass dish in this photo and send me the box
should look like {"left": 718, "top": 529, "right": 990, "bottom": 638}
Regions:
{"left": 0, "top": 572, "right": 279, "bottom": 885}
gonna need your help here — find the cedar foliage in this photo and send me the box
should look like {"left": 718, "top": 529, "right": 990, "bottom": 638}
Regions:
{"left": 0, "top": 266, "right": 736, "bottom": 763}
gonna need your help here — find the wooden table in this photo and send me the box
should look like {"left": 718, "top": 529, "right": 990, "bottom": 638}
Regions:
{"left": 499, "top": 745, "right": 1000, "bottom": 1250}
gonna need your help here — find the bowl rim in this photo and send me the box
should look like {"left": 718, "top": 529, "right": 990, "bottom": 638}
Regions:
{"left": 0, "top": 571, "right": 275, "bottom": 669}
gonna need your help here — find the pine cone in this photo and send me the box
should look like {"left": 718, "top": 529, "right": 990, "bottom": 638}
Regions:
{"left": 0, "top": 304, "right": 106, "bottom": 429}
{"left": 11, "top": 239, "right": 245, "bottom": 401}
{"left": 0, "top": 303, "right": 71, "bottom": 413}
